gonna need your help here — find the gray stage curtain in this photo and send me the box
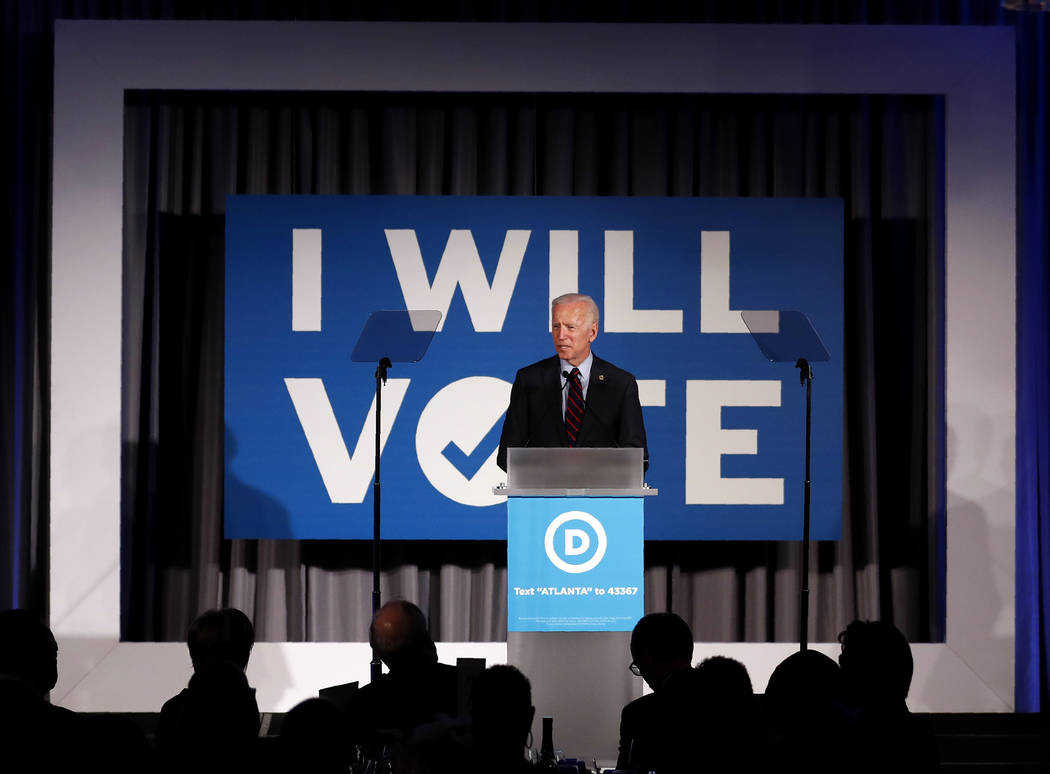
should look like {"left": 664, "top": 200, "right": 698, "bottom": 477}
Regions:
{"left": 120, "top": 91, "right": 941, "bottom": 645}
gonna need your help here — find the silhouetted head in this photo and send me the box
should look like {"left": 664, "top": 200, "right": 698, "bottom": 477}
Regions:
{"left": 661, "top": 656, "right": 758, "bottom": 770}
{"left": 695, "top": 655, "right": 753, "bottom": 702}
{"left": 187, "top": 608, "right": 255, "bottom": 672}
{"left": 0, "top": 609, "right": 59, "bottom": 695}
{"left": 629, "top": 612, "right": 694, "bottom": 690}
{"left": 765, "top": 648, "right": 841, "bottom": 729}
{"left": 837, "top": 620, "right": 913, "bottom": 707}
{"left": 369, "top": 600, "right": 437, "bottom": 672}
{"left": 690, "top": 655, "right": 754, "bottom": 724}
{"left": 470, "top": 665, "right": 535, "bottom": 753}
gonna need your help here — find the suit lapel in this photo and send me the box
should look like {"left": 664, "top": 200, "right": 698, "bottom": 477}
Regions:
{"left": 577, "top": 356, "right": 607, "bottom": 447}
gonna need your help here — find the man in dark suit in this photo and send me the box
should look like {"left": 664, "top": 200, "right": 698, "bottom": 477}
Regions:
{"left": 496, "top": 293, "right": 648, "bottom": 472}
{"left": 616, "top": 612, "right": 695, "bottom": 772}
{"left": 345, "top": 600, "right": 459, "bottom": 752}
{"left": 0, "top": 609, "right": 89, "bottom": 767}
{"left": 156, "top": 608, "right": 261, "bottom": 764}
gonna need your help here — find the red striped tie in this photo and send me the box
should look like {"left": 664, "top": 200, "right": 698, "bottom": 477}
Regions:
{"left": 565, "top": 367, "right": 584, "bottom": 446}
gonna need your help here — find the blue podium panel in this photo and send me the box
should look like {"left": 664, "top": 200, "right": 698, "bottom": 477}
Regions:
{"left": 508, "top": 497, "right": 644, "bottom": 632}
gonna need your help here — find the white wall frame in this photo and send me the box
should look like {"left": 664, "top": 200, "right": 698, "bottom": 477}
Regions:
{"left": 52, "top": 21, "right": 1015, "bottom": 712}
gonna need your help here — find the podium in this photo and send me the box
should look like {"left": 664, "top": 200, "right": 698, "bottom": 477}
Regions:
{"left": 497, "top": 447, "right": 656, "bottom": 763}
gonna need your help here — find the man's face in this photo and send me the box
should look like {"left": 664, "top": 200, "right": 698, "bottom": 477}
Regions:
{"left": 552, "top": 301, "right": 597, "bottom": 366}
{"left": 629, "top": 646, "right": 658, "bottom": 691}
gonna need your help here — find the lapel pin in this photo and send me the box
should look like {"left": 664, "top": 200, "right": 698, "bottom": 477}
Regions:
{"left": 598, "top": 373, "right": 605, "bottom": 381}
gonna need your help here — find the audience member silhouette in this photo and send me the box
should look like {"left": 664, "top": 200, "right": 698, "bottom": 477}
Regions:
{"left": 469, "top": 664, "right": 536, "bottom": 773}
{"left": 0, "top": 604, "right": 963, "bottom": 772}
{"left": 0, "top": 609, "right": 85, "bottom": 767}
{"left": 837, "top": 620, "right": 937, "bottom": 773}
{"left": 616, "top": 611, "right": 694, "bottom": 772}
{"left": 277, "top": 696, "right": 354, "bottom": 773}
{"left": 156, "top": 608, "right": 260, "bottom": 770}
{"left": 0, "top": 609, "right": 61, "bottom": 697}
{"left": 763, "top": 648, "right": 846, "bottom": 773}
{"left": 694, "top": 655, "right": 753, "bottom": 708}
{"left": 682, "top": 655, "right": 764, "bottom": 772}
{"left": 387, "top": 663, "right": 536, "bottom": 774}
{"left": 345, "top": 600, "right": 459, "bottom": 755}
{"left": 187, "top": 607, "right": 256, "bottom": 672}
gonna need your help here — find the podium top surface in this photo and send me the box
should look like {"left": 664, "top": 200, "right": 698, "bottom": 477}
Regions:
{"left": 501, "top": 448, "right": 654, "bottom": 496}
{"left": 495, "top": 485, "right": 658, "bottom": 497}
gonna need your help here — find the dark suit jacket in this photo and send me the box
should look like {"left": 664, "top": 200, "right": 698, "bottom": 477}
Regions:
{"left": 616, "top": 692, "right": 661, "bottom": 771}
{"left": 344, "top": 662, "right": 459, "bottom": 749}
{"left": 496, "top": 355, "right": 648, "bottom": 472}
{"left": 616, "top": 669, "right": 702, "bottom": 773}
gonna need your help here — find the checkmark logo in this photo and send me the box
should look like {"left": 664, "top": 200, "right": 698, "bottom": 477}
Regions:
{"left": 441, "top": 418, "right": 504, "bottom": 482}
{"left": 415, "top": 376, "right": 512, "bottom": 507}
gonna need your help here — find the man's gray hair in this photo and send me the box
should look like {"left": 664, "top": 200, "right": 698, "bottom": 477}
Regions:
{"left": 551, "top": 293, "right": 600, "bottom": 325}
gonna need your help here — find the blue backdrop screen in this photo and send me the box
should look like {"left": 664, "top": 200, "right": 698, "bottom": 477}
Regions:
{"left": 225, "top": 195, "right": 843, "bottom": 540}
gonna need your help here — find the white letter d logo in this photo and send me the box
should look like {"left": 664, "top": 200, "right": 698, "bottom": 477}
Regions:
{"left": 564, "top": 528, "right": 590, "bottom": 556}
{"left": 545, "top": 511, "right": 607, "bottom": 574}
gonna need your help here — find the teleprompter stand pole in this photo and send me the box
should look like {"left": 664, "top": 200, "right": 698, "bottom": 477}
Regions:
{"left": 370, "top": 356, "right": 392, "bottom": 684}
{"left": 742, "top": 311, "right": 828, "bottom": 653}
{"left": 350, "top": 309, "right": 440, "bottom": 684}
{"left": 796, "top": 357, "right": 813, "bottom": 651}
